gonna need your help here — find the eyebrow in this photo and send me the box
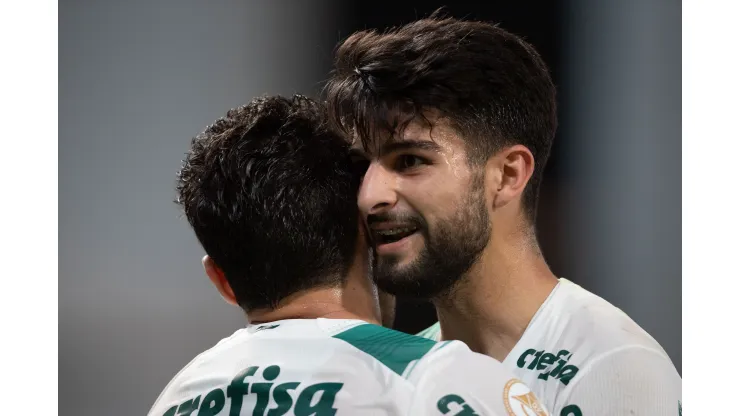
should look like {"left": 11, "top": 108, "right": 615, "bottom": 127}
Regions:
{"left": 352, "top": 139, "right": 443, "bottom": 158}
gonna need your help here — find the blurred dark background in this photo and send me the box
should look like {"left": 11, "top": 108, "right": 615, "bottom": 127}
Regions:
{"left": 59, "top": 1, "right": 680, "bottom": 415}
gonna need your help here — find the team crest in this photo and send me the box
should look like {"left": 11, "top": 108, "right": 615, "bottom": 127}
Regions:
{"left": 503, "top": 379, "right": 549, "bottom": 416}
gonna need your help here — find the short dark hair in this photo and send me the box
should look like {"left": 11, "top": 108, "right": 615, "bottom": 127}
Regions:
{"left": 324, "top": 15, "right": 557, "bottom": 221}
{"left": 176, "top": 95, "right": 360, "bottom": 311}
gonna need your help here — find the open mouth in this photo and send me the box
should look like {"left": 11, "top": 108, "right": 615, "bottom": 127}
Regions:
{"left": 372, "top": 226, "right": 419, "bottom": 246}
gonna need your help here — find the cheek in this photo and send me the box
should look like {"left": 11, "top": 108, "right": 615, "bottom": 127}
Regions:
{"left": 399, "top": 175, "right": 466, "bottom": 224}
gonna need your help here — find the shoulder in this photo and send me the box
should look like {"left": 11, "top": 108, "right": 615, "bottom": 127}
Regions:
{"left": 522, "top": 280, "right": 681, "bottom": 414}
{"left": 147, "top": 327, "right": 250, "bottom": 415}
{"left": 553, "top": 280, "right": 670, "bottom": 358}
{"left": 409, "top": 340, "right": 512, "bottom": 381}
{"left": 415, "top": 321, "right": 441, "bottom": 341}
{"left": 409, "top": 341, "right": 550, "bottom": 415}
{"left": 555, "top": 346, "right": 681, "bottom": 415}
{"left": 173, "top": 326, "right": 252, "bottom": 376}
{"left": 510, "top": 280, "right": 679, "bottom": 397}
{"left": 331, "top": 322, "right": 439, "bottom": 379}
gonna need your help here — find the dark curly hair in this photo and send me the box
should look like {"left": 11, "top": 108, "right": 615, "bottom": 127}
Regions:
{"left": 324, "top": 15, "right": 557, "bottom": 222}
{"left": 176, "top": 95, "right": 360, "bottom": 311}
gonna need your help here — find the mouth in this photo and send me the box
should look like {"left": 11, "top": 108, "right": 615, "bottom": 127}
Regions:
{"left": 370, "top": 225, "right": 420, "bottom": 247}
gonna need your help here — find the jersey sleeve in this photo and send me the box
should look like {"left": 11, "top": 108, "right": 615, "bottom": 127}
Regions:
{"left": 556, "top": 346, "right": 682, "bottom": 416}
{"left": 406, "top": 341, "right": 551, "bottom": 416}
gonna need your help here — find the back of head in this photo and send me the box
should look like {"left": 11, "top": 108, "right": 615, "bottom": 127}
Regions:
{"left": 325, "top": 14, "right": 557, "bottom": 222}
{"left": 176, "top": 95, "right": 360, "bottom": 311}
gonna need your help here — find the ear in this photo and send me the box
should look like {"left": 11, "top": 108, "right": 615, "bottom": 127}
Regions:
{"left": 486, "top": 144, "right": 535, "bottom": 210}
{"left": 203, "top": 255, "right": 239, "bottom": 307}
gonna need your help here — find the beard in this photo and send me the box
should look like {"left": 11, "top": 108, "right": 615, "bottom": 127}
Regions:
{"left": 372, "top": 174, "right": 491, "bottom": 299}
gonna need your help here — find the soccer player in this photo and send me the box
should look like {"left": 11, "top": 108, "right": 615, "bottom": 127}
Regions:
{"left": 324, "top": 16, "right": 682, "bottom": 415}
{"left": 148, "top": 95, "right": 549, "bottom": 416}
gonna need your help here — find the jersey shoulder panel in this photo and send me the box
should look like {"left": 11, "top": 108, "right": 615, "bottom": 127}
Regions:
{"left": 332, "top": 322, "right": 438, "bottom": 377}
{"left": 554, "top": 279, "right": 670, "bottom": 357}
{"left": 507, "top": 279, "right": 680, "bottom": 415}
{"left": 149, "top": 320, "right": 421, "bottom": 416}
{"left": 415, "top": 321, "right": 441, "bottom": 341}
{"left": 147, "top": 327, "right": 251, "bottom": 415}
{"left": 553, "top": 345, "right": 681, "bottom": 415}
{"left": 409, "top": 340, "right": 551, "bottom": 415}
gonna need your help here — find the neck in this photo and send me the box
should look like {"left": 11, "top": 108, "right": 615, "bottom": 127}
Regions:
{"left": 433, "top": 228, "right": 558, "bottom": 361}
{"left": 248, "top": 250, "right": 381, "bottom": 325}
{"left": 250, "top": 226, "right": 382, "bottom": 325}
{"left": 248, "top": 286, "right": 379, "bottom": 325}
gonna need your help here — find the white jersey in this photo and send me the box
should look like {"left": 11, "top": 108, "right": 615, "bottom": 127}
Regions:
{"left": 149, "top": 318, "right": 550, "bottom": 416}
{"left": 418, "top": 278, "right": 682, "bottom": 416}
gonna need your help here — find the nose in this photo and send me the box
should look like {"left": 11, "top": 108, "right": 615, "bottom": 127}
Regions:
{"left": 358, "top": 162, "right": 398, "bottom": 217}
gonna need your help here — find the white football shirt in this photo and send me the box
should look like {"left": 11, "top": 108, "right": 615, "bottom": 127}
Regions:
{"left": 149, "top": 318, "right": 550, "bottom": 416}
{"left": 417, "top": 278, "right": 682, "bottom": 416}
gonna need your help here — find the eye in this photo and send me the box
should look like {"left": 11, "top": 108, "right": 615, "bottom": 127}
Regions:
{"left": 397, "top": 155, "right": 427, "bottom": 171}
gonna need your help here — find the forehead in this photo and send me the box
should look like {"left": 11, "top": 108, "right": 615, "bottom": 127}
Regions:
{"left": 351, "top": 116, "right": 465, "bottom": 156}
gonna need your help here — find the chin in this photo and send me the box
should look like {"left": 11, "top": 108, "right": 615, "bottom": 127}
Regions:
{"left": 377, "top": 251, "right": 419, "bottom": 272}
{"left": 373, "top": 263, "right": 427, "bottom": 298}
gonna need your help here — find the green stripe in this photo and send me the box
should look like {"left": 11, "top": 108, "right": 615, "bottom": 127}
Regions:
{"left": 416, "top": 322, "right": 441, "bottom": 340}
{"left": 333, "top": 324, "right": 436, "bottom": 376}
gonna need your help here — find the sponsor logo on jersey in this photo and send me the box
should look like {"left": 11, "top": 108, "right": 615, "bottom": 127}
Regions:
{"left": 503, "top": 379, "right": 549, "bottom": 416}
{"left": 516, "top": 349, "right": 580, "bottom": 386}
{"left": 437, "top": 394, "right": 479, "bottom": 415}
{"left": 161, "top": 364, "right": 342, "bottom": 416}
{"left": 559, "top": 404, "right": 583, "bottom": 416}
